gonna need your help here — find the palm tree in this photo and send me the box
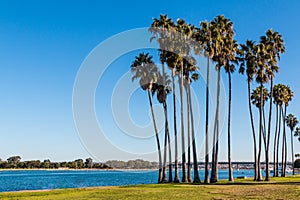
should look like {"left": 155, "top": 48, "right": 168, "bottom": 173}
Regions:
{"left": 272, "top": 96, "right": 280, "bottom": 177}
{"left": 183, "top": 62, "right": 192, "bottom": 182}
{"left": 273, "top": 84, "right": 286, "bottom": 177}
{"left": 285, "top": 114, "right": 298, "bottom": 175}
{"left": 281, "top": 85, "right": 293, "bottom": 177}
{"left": 152, "top": 72, "right": 173, "bottom": 182}
{"left": 185, "top": 77, "right": 192, "bottom": 182}
{"left": 150, "top": 15, "right": 197, "bottom": 183}
{"left": 175, "top": 18, "right": 194, "bottom": 182}
{"left": 130, "top": 52, "right": 162, "bottom": 183}
{"left": 295, "top": 128, "right": 300, "bottom": 142}
{"left": 210, "top": 15, "right": 235, "bottom": 183}
{"left": 193, "top": 20, "right": 215, "bottom": 183}
{"left": 188, "top": 78, "right": 201, "bottom": 184}
{"left": 251, "top": 86, "right": 269, "bottom": 109}
{"left": 209, "top": 15, "right": 223, "bottom": 184}
{"left": 149, "top": 14, "right": 175, "bottom": 183}
{"left": 273, "top": 84, "right": 294, "bottom": 177}
{"left": 155, "top": 71, "right": 169, "bottom": 183}
{"left": 223, "top": 34, "right": 238, "bottom": 182}
{"left": 238, "top": 40, "right": 259, "bottom": 180}
{"left": 165, "top": 52, "right": 180, "bottom": 182}
{"left": 251, "top": 84, "right": 269, "bottom": 181}
{"left": 184, "top": 57, "right": 201, "bottom": 183}
{"left": 260, "top": 29, "right": 285, "bottom": 181}
{"left": 254, "top": 41, "right": 270, "bottom": 181}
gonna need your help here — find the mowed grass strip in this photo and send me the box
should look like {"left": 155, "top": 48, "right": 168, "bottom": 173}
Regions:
{"left": 0, "top": 175, "right": 299, "bottom": 200}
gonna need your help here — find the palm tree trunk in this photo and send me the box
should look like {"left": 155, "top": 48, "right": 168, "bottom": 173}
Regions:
{"left": 161, "top": 56, "right": 167, "bottom": 183}
{"left": 163, "top": 102, "right": 173, "bottom": 182}
{"left": 276, "top": 105, "right": 282, "bottom": 177}
{"left": 273, "top": 105, "right": 279, "bottom": 177}
{"left": 281, "top": 105, "right": 286, "bottom": 177}
{"left": 265, "top": 77, "right": 273, "bottom": 181}
{"left": 227, "top": 72, "right": 233, "bottom": 182}
{"left": 180, "top": 62, "right": 187, "bottom": 182}
{"left": 185, "top": 85, "right": 192, "bottom": 182}
{"left": 211, "top": 69, "right": 221, "bottom": 183}
{"left": 290, "top": 128, "right": 295, "bottom": 175}
{"left": 204, "top": 57, "right": 210, "bottom": 184}
{"left": 210, "top": 112, "right": 217, "bottom": 183}
{"left": 284, "top": 105, "right": 288, "bottom": 177}
{"left": 188, "top": 82, "right": 201, "bottom": 183}
{"left": 210, "top": 115, "right": 217, "bottom": 183}
{"left": 172, "top": 69, "right": 180, "bottom": 183}
{"left": 215, "top": 116, "right": 220, "bottom": 182}
{"left": 261, "top": 107, "right": 267, "bottom": 180}
{"left": 257, "top": 83, "right": 263, "bottom": 181}
{"left": 147, "top": 90, "right": 162, "bottom": 183}
{"left": 162, "top": 123, "right": 167, "bottom": 182}
{"left": 247, "top": 80, "right": 258, "bottom": 181}
{"left": 262, "top": 108, "right": 267, "bottom": 149}
{"left": 215, "top": 69, "right": 221, "bottom": 183}
{"left": 284, "top": 133, "right": 287, "bottom": 176}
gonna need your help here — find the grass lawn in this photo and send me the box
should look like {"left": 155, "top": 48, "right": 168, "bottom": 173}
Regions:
{"left": 0, "top": 175, "right": 299, "bottom": 199}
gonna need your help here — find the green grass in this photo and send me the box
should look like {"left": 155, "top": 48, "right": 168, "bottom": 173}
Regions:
{"left": 0, "top": 175, "right": 299, "bottom": 199}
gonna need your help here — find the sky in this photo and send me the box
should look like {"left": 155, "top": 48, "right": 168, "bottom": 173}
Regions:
{"left": 0, "top": 0, "right": 300, "bottom": 163}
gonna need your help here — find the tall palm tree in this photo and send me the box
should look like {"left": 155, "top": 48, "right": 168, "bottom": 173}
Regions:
{"left": 251, "top": 86, "right": 269, "bottom": 109}
{"left": 165, "top": 51, "right": 180, "bottom": 182}
{"left": 155, "top": 71, "right": 169, "bottom": 183}
{"left": 273, "top": 84, "right": 286, "bottom": 177}
{"left": 149, "top": 14, "right": 175, "bottom": 183}
{"left": 152, "top": 72, "right": 173, "bottom": 182}
{"left": 130, "top": 52, "right": 162, "bottom": 183}
{"left": 150, "top": 15, "right": 196, "bottom": 183}
{"left": 251, "top": 84, "right": 269, "bottom": 181}
{"left": 238, "top": 40, "right": 259, "bottom": 180}
{"left": 254, "top": 41, "right": 269, "bottom": 181}
{"left": 175, "top": 18, "right": 194, "bottom": 182}
{"left": 209, "top": 15, "right": 223, "bottom": 184}
{"left": 188, "top": 77, "right": 201, "bottom": 184}
{"left": 183, "top": 62, "right": 192, "bottom": 182}
{"left": 184, "top": 57, "right": 201, "bottom": 183}
{"left": 185, "top": 77, "right": 192, "bottom": 182}
{"left": 272, "top": 97, "right": 280, "bottom": 177}
{"left": 260, "top": 29, "right": 285, "bottom": 181}
{"left": 274, "top": 84, "right": 293, "bottom": 177}
{"left": 281, "top": 85, "right": 293, "bottom": 177}
{"left": 285, "top": 114, "right": 298, "bottom": 175}
{"left": 210, "top": 15, "right": 234, "bottom": 183}
{"left": 223, "top": 35, "right": 238, "bottom": 182}
{"left": 193, "top": 20, "right": 215, "bottom": 183}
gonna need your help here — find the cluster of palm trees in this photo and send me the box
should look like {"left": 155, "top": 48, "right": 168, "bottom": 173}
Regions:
{"left": 130, "top": 14, "right": 298, "bottom": 184}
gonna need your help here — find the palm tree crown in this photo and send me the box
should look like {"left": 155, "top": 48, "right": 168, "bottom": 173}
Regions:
{"left": 286, "top": 114, "right": 298, "bottom": 132}
{"left": 251, "top": 86, "right": 269, "bottom": 108}
{"left": 294, "top": 127, "right": 300, "bottom": 141}
{"left": 131, "top": 53, "right": 158, "bottom": 91}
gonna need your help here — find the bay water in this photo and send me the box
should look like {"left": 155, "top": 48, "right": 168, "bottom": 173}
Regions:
{"left": 0, "top": 169, "right": 261, "bottom": 192}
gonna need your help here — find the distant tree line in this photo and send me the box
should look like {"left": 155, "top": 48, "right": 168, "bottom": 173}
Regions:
{"left": 0, "top": 156, "right": 111, "bottom": 169}
{"left": 105, "top": 159, "right": 158, "bottom": 169}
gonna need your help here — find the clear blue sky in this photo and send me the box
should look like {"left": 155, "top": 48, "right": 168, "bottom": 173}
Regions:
{"left": 0, "top": 0, "right": 299, "bottom": 162}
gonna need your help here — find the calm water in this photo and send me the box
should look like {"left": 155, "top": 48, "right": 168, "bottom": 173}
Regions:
{"left": 0, "top": 169, "right": 262, "bottom": 192}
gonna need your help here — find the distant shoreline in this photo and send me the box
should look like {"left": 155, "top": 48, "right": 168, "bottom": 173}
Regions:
{"left": 0, "top": 168, "right": 157, "bottom": 171}
{"left": 1, "top": 168, "right": 298, "bottom": 172}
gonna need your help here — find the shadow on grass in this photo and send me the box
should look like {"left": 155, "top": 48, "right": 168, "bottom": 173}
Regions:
{"left": 213, "top": 181, "right": 300, "bottom": 186}
{"left": 119, "top": 175, "right": 300, "bottom": 188}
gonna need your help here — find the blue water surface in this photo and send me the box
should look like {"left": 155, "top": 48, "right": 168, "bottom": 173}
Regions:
{"left": 0, "top": 169, "right": 269, "bottom": 192}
